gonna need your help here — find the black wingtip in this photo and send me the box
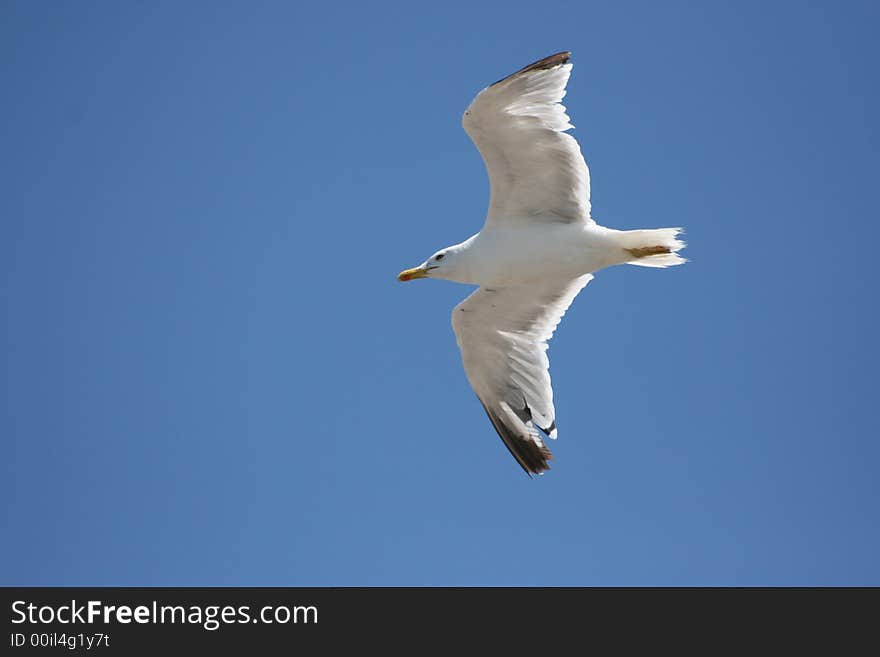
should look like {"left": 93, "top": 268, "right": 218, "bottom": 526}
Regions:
{"left": 479, "top": 401, "right": 554, "bottom": 476}
{"left": 490, "top": 51, "right": 572, "bottom": 87}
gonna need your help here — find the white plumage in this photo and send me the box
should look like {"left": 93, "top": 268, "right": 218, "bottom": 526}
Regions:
{"left": 463, "top": 55, "right": 591, "bottom": 224}
{"left": 398, "top": 52, "right": 686, "bottom": 475}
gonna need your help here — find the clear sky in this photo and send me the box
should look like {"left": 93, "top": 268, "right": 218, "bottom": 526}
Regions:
{"left": 2, "top": 1, "right": 878, "bottom": 586}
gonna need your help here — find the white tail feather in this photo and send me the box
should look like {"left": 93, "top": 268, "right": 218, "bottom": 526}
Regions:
{"left": 618, "top": 227, "right": 687, "bottom": 268}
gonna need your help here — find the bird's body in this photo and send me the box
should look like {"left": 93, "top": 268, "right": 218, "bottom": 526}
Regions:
{"left": 428, "top": 222, "right": 645, "bottom": 287}
{"left": 398, "top": 52, "right": 686, "bottom": 475}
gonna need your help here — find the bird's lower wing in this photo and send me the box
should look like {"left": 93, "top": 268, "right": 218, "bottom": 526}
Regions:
{"left": 451, "top": 275, "right": 593, "bottom": 475}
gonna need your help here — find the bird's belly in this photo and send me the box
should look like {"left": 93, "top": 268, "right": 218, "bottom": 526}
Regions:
{"left": 470, "top": 223, "right": 612, "bottom": 286}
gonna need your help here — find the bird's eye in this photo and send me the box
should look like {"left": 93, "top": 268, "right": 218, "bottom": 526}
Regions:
{"left": 436, "top": 253, "right": 445, "bottom": 260}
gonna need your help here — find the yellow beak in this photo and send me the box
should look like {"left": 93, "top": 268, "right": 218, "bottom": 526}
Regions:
{"left": 398, "top": 265, "right": 430, "bottom": 282}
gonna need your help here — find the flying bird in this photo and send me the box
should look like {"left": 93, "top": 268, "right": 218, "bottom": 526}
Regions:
{"left": 398, "top": 52, "right": 686, "bottom": 475}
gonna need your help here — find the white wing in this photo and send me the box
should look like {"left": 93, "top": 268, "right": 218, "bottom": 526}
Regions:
{"left": 451, "top": 274, "right": 593, "bottom": 475}
{"left": 462, "top": 51, "right": 592, "bottom": 227}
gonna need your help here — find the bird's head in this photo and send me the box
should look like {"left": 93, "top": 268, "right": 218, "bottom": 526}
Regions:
{"left": 398, "top": 246, "right": 461, "bottom": 282}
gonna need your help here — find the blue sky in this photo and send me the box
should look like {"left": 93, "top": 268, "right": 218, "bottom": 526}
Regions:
{"left": 2, "top": 1, "right": 878, "bottom": 586}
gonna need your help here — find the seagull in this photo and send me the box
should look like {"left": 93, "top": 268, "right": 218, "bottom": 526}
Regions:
{"left": 398, "top": 52, "right": 686, "bottom": 476}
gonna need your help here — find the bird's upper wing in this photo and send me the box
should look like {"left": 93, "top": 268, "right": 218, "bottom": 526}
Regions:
{"left": 451, "top": 274, "right": 593, "bottom": 475}
{"left": 462, "top": 51, "right": 592, "bottom": 227}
